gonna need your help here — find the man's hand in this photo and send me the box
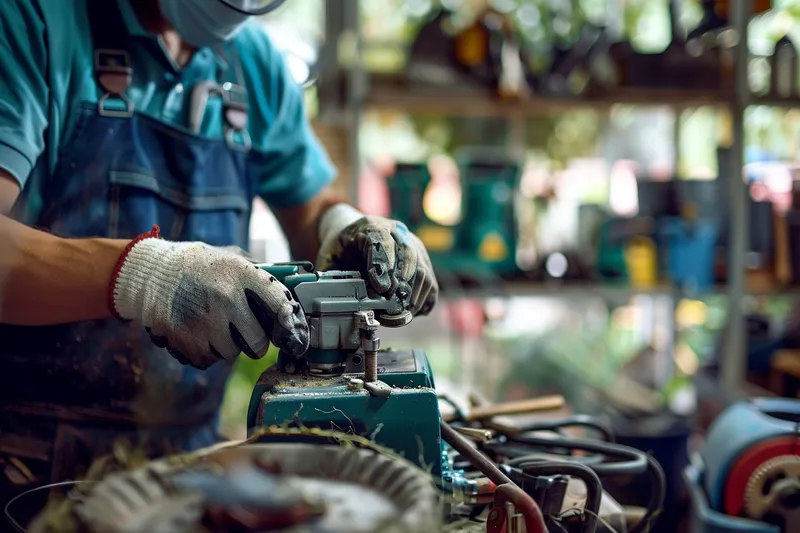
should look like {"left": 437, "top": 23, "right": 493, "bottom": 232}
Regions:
{"left": 111, "top": 228, "right": 309, "bottom": 369}
{"left": 316, "top": 205, "right": 438, "bottom": 316}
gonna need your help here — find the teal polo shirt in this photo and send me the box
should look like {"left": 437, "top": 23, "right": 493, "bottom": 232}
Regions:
{"left": 0, "top": 0, "right": 335, "bottom": 224}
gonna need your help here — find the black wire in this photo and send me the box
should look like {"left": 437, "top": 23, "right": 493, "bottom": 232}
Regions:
{"left": 502, "top": 435, "right": 665, "bottom": 533}
{"left": 483, "top": 441, "right": 607, "bottom": 468}
{"left": 505, "top": 435, "right": 648, "bottom": 477}
{"left": 508, "top": 462, "right": 602, "bottom": 533}
{"left": 516, "top": 415, "right": 616, "bottom": 443}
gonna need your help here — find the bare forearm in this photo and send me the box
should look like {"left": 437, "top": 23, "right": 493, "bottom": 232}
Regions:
{"left": 0, "top": 215, "right": 128, "bottom": 325}
{"left": 275, "top": 189, "right": 344, "bottom": 262}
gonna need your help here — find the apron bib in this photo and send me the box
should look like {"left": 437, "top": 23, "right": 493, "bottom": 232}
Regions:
{"left": 0, "top": 0, "right": 255, "bottom": 500}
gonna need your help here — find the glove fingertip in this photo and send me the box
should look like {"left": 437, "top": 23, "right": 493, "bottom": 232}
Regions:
{"left": 244, "top": 288, "right": 277, "bottom": 340}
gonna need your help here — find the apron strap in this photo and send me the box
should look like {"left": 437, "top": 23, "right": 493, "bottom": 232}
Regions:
{"left": 86, "top": 0, "right": 135, "bottom": 118}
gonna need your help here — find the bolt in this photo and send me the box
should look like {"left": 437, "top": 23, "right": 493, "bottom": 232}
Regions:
{"left": 348, "top": 378, "right": 364, "bottom": 391}
{"left": 364, "top": 350, "right": 377, "bottom": 383}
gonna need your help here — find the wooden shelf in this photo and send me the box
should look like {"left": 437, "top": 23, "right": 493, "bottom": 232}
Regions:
{"left": 364, "top": 76, "right": 733, "bottom": 117}
{"left": 439, "top": 280, "right": 800, "bottom": 300}
{"left": 747, "top": 95, "right": 800, "bottom": 108}
{"left": 439, "top": 281, "right": 678, "bottom": 300}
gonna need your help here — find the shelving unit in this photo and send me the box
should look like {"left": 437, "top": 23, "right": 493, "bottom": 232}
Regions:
{"left": 332, "top": 0, "right": 775, "bottom": 395}
{"left": 365, "top": 74, "right": 733, "bottom": 115}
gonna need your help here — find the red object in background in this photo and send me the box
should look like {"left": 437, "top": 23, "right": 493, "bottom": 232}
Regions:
{"left": 723, "top": 436, "right": 800, "bottom": 517}
{"left": 358, "top": 157, "right": 393, "bottom": 216}
{"left": 442, "top": 299, "right": 486, "bottom": 337}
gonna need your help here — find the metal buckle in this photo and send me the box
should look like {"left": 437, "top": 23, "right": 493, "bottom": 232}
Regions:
{"left": 225, "top": 128, "right": 252, "bottom": 152}
{"left": 94, "top": 49, "right": 134, "bottom": 118}
{"left": 221, "top": 82, "right": 250, "bottom": 151}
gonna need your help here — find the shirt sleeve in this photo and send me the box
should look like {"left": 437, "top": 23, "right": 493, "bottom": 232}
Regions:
{"left": 0, "top": 0, "right": 49, "bottom": 187}
{"left": 236, "top": 24, "right": 336, "bottom": 210}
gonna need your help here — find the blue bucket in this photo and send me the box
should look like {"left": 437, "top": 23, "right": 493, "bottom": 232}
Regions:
{"left": 658, "top": 218, "right": 720, "bottom": 294}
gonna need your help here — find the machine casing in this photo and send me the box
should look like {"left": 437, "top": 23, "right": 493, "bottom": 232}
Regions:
{"left": 685, "top": 398, "right": 800, "bottom": 533}
{"left": 248, "top": 348, "right": 445, "bottom": 477}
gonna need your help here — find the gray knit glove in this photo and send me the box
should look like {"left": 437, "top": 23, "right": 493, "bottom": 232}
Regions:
{"left": 110, "top": 230, "right": 309, "bottom": 369}
{"left": 316, "top": 205, "right": 438, "bottom": 316}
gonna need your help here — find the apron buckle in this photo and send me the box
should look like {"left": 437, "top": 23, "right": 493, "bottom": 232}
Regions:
{"left": 94, "top": 49, "right": 134, "bottom": 118}
{"left": 221, "top": 82, "right": 251, "bottom": 152}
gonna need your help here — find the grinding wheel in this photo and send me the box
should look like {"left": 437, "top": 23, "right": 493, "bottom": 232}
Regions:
{"left": 29, "top": 444, "right": 440, "bottom": 533}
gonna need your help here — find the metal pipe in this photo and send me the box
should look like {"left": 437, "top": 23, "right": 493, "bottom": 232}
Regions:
{"left": 440, "top": 420, "right": 512, "bottom": 488}
{"left": 722, "top": 0, "right": 751, "bottom": 391}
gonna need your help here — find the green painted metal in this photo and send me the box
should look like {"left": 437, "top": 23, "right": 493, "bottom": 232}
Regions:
{"left": 247, "top": 349, "right": 444, "bottom": 476}
{"left": 255, "top": 263, "right": 317, "bottom": 290}
{"left": 305, "top": 348, "right": 344, "bottom": 365}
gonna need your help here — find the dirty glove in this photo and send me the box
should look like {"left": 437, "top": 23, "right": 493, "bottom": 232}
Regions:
{"left": 316, "top": 204, "right": 438, "bottom": 316}
{"left": 110, "top": 226, "right": 309, "bottom": 369}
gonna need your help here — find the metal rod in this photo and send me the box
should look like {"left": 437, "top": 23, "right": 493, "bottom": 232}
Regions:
{"left": 722, "top": 0, "right": 751, "bottom": 391}
{"left": 364, "top": 349, "right": 377, "bottom": 383}
{"left": 440, "top": 420, "right": 512, "bottom": 487}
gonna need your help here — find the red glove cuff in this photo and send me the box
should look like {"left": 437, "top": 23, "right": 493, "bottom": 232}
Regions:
{"left": 108, "top": 225, "right": 160, "bottom": 319}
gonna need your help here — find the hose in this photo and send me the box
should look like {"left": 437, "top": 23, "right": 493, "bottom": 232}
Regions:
{"left": 507, "top": 461, "right": 602, "bottom": 533}
{"left": 503, "top": 435, "right": 665, "bottom": 533}
{"left": 440, "top": 421, "right": 547, "bottom": 533}
{"left": 516, "top": 415, "right": 615, "bottom": 443}
{"left": 505, "top": 435, "right": 648, "bottom": 477}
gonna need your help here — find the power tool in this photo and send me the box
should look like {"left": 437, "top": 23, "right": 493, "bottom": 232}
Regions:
{"left": 685, "top": 398, "right": 800, "bottom": 533}
{"left": 245, "top": 262, "right": 447, "bottom": 477}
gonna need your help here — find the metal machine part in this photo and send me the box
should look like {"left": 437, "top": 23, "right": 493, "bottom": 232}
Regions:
{"left": 255, "top": 263, "right": 412, "bottom": 380}
{"left": 33, "top": 443, "right": 440, "bottom": 533}
{"left": 686, "top": 398, "right": 800, "bottom": 533}
{"left": 744, "top": 456, "right": 800, "bottom": 523}
{"left": 248, "top": 349, "right": 445, "bottom": 477}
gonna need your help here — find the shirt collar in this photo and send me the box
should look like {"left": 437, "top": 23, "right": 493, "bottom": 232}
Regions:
{"left": 116, "top": 0, "right": 229, "bottom": 72}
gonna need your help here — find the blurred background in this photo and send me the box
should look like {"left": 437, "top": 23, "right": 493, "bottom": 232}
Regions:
{"left": 220, "top": 0, "right": 800, "bottom": 466}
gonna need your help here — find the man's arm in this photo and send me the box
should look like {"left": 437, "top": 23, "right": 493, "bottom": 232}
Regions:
{"left": 0, "top": 173, "right": 127, "bottom": 325}
{"left": 273, "top": 188, "right": 343, "bottom": 263}
{"left": 0, "top": 2, "right": 126, "bottom": 325}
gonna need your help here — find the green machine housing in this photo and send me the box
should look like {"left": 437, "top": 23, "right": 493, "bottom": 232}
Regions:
{"left": 387, "top": 154, "right": 520, "bottom": 278}
{"left": 246, "top": 263, "right": 446, "bottom": 477}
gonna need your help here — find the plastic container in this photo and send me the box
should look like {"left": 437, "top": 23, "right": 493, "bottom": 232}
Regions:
{"left": 659, "top": 218, "right": 720, "bottom": 294}
{"left": 685, "top": 464, "right": 779, "bottom": 533}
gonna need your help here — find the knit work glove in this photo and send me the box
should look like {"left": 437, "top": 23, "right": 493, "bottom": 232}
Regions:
{"left": 109, "top": 226, "right": 309, "bottom": 369}
{"left": 316, "top": 205, "right": 438, "bottom": 316}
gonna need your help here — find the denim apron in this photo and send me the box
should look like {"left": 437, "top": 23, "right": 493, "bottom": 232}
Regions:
{"left": 0, "top": 0, "right": 255, "bottom": 506}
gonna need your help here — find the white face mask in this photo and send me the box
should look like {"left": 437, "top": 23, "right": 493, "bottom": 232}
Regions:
{"left": 158, "top": 0, "right": 253, "bottom": 48}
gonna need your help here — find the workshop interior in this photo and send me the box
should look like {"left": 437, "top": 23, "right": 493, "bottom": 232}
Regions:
{"left": 7, "top": 0, "right": 800, "bottom": 532}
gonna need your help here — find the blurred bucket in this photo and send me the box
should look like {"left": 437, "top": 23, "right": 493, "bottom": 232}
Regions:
{"left": 659, "top": 218, "right": 719, "bottom": 293}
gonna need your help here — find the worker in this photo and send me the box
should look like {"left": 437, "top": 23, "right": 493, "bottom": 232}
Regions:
{"left": 0, "top": 0, "right": 438, "bottom": 520}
